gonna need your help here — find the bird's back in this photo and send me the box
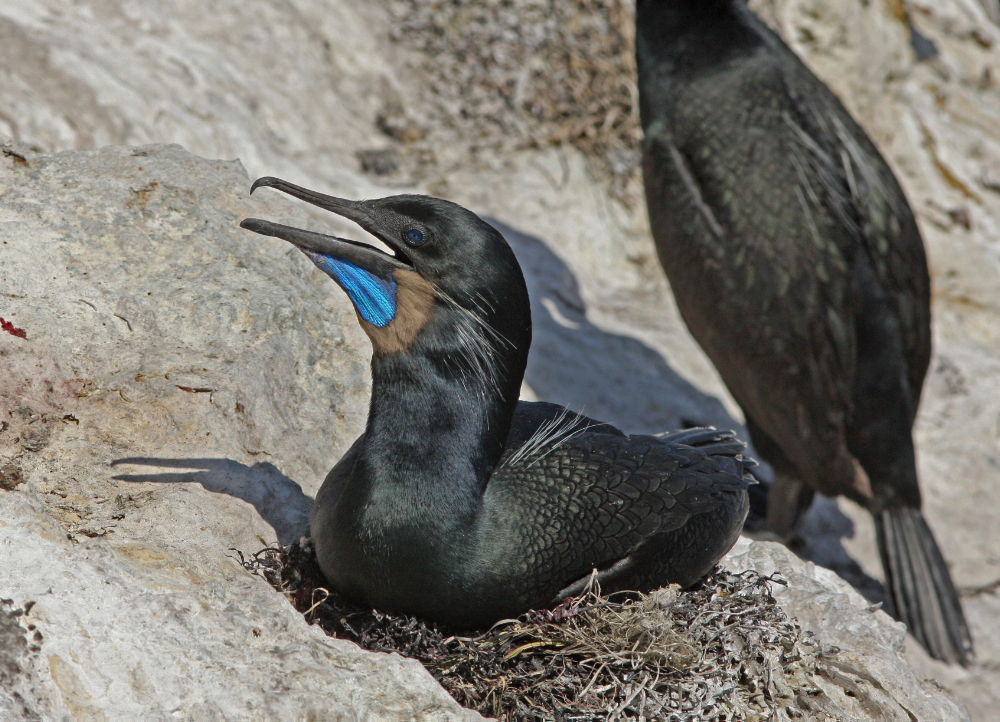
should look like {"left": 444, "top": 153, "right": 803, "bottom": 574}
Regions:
{"left": 638, "top": 7, "right": 930, "bottom": 493}
{"left": 464, "top": 405, "right": 751, "bottom": 626}
{"left": 636, "top": 3, "right": 972, "bottom": 667}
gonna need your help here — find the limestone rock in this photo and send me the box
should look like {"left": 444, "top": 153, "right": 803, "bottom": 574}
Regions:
{"left": 0, "top": 1, "right": 397, "bottom": 192}
{"left": 2, "top": 0, "right": 1000, "bottom": 717}
{"left": 725, "top": 538, "right": 970, "bottom": 721}
{"left": 0, "top": 138, "right": 480, "bottom": 722}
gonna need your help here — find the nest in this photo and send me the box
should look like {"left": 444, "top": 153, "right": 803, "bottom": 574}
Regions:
{"left": 382, "top": 0, "right": 642, "bottom": 198}
{"left": 235, "top": 541, "right": 832, "bottom": 721}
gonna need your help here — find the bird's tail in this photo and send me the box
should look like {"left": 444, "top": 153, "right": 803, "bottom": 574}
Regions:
{"left": 875, "top": 506, "right": 973, "bottom": 665}
{"left": 655, "top": 426, "right": 759, "bottom": 486}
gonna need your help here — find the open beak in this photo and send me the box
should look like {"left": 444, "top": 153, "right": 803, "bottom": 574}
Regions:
{"left": 240, "top": 176, "right": 412, "bottom": 279}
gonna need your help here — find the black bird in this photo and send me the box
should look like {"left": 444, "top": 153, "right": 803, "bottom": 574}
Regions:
{"left": 240, "top": 177, "right": 752, "bottom": 629}
{"left": 635, "top": 0, "right": 972, "bottom": 664}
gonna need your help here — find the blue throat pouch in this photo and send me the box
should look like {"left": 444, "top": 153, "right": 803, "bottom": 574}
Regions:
{"left": 307, "top": 252, "right": 398, "bottom": 328}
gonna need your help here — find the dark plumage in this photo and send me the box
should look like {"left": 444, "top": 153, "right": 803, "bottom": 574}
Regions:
{"left": 636, "top": 0, "right": 971, "bottom": 664}
{"left": 241, "top": 177, "right": 751, "bottom": 629}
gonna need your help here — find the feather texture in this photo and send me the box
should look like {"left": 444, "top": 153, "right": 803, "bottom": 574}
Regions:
{"left": 307, "top": 252, "right": 398, "bottom": 327}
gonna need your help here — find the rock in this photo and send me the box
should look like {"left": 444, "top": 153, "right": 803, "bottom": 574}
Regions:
{"left": 0, "top": 598, "right": 57, "bottom": 721}
{"left": 0, "top": 137, "right": 372, "bottom": 531}
{"left": 2, "top": 0, "right": 999, "bottom": 717}
{"left": 0, "top": 1, "right": 397, "bottom": 192}
{"left": 0, "top": 138, "right": 480, "bottom": 721}
{"left": 724, "top": 538, "right": 970, "bottom": 721}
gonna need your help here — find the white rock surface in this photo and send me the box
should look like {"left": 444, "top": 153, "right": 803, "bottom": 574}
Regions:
{"left": 0, "top": 137, "right": 371, "bottom": 532}
{"left": 2, "top": 0, "right": 999, "bottom": 717}
{"left": 0, "top": 0, "right": 394, "bottom": 193}
{"left": 0, "top": 138, "right": 480, "bottom": 722}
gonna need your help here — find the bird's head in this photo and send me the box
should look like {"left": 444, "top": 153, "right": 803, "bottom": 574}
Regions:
{"left": 241, "top": 177, "right": 531, "bottom": 371}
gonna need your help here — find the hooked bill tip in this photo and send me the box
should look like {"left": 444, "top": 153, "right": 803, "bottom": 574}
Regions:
{"left": 249, "top": 176, "right": 283, "bottom": 196}
{"left": 246, "top": 176, "right": 366, "bottom": 221}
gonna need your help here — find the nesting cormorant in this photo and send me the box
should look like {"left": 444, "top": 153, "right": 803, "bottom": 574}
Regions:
{"left": 636, "top": 0, "right": 972, "bottom": 664}
{"left": 240, "top": 177, "right": 752, "bottom": 628}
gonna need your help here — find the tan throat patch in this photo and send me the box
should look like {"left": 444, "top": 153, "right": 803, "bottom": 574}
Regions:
{"left": 359, "top": 269, "right": 436, "bottom": 355}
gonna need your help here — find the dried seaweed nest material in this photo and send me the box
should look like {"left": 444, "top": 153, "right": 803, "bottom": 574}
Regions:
{"left": 382, "top": 0, "right": 641, "bottom": 194}
{"left": 236, "top": 541, "right": 854, "bottom": 721}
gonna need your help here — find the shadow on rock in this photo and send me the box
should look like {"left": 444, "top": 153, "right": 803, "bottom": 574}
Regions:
{"left": 492, "top": 218, "right": 740, "bottom": 437}
{"left": 495, "top": 217, "right": 771, "bottom": 523}
{"left": 792, "top": 496, "right": 887, "bottom": 605}
{"left": 111, "top": 457, "right": 312, "bottom": 545}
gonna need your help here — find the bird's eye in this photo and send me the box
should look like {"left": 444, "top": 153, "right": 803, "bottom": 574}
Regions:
{"left": 404, "top": 229, "right": 425, "bottom": 246}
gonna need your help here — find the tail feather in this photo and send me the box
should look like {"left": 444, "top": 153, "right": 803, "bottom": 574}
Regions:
{"left": 654, "top": 427, "right": 759, "bottom": 485}
{"left": 875, "top": 507, "right": 973, "bottom": 666}
{"left": 656, "top": 427, "right": 749, "bottom": 459}
{"left": 656, "top": 426, "right": 730, "bottom": 447}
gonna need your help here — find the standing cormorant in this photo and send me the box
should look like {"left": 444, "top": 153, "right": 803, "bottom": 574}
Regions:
{"left": 636, "top": 0, "right": 972, "bottom": 664}
{"left": 240, "top": 177, "right": 752, "bottom": 628}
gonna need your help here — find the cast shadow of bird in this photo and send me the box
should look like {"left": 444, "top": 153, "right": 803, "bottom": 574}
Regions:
{"left": 494, "top": 218, "right": 738, "bottom": 436}
{"left": 110, "top": 457, "right": 311, "bottom": 545}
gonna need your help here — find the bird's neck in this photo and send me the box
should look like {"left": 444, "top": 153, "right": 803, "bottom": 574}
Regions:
{"left": 358, "top": 310, "right": 527, "bottom": 500}
{"left": 636, "top": 0, "right": 751, "bottom": 67}
{"left": 636, "top": 0, "right": 761, "bottom": 127}
{"left": 636, "top": 0, "right": 739, "bottom": 33}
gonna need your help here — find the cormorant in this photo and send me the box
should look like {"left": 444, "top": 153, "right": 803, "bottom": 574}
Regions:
{"left": 240, "top": 177, "right": 752, "bottom": 629}
{"left": 636, "top": 0, "right": 972, "bottom": 664}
